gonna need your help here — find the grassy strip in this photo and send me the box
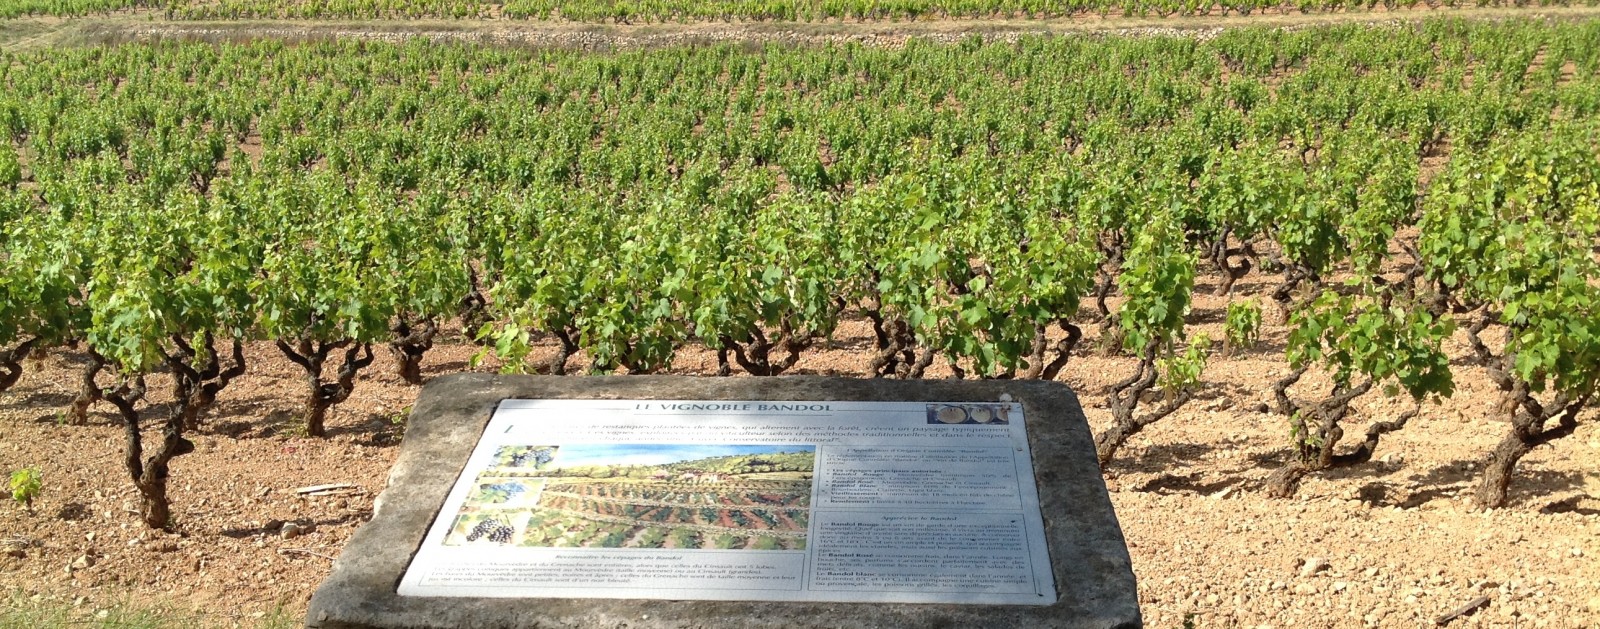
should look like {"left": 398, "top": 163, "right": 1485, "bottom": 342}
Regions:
{"left": 1, "top": 591, "right": 298, "bottom": 629}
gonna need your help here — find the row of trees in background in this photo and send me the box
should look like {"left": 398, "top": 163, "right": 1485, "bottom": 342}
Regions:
{"left": 2, "top": 0, "right": 1599, "bottom": 21}
{"left": 1, "top": 21, "right": 1597, "bottom": 527}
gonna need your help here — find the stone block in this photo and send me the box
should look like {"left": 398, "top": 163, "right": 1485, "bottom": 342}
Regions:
{"left": 306, "top": 374, "right": 1140, "bottom": 629}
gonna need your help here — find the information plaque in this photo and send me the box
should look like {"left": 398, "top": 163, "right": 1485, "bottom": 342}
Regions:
{"left": 398, "top": 399, "right": 1057, "bottom": 605}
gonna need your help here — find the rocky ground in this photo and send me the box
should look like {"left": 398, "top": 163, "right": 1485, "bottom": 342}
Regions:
{"left": 1, "top": 272, "right": 1596, "bottom": 627}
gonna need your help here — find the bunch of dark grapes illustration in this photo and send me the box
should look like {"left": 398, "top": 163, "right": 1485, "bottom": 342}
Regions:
{"left": 507, "top": 447, "right": 554, "bottom": 468}
{"left": 465, "top": 517, "right": 516, "bottom": 544}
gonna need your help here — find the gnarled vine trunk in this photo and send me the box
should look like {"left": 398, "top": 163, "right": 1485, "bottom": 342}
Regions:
{"left": 1473, "top": 384, "right": 1587, "bottom": 509}
{"left": 458, "top": 266, "right": 494, "bottom": 346}
{"left": 1266, "top": 376, "right": 1375, "bottom": 498}
{"left": 1265, "top": 375, "right": 1421, "bottom": 499}
{"left": 865, "top": 315, "right": 932, "bottom": 379}
{"left": 91, "top": 353, "right": 193, "bottom": 530}
{"left": 718, "top": 318, "right": 820, "bottom": 377}
{"left": 1465, "top": 314, "right": 1591, "bottom": 509}
{"left": 388, "top": 316, "right": 437, "bottom": 385}
{"left": 1020, "top": 320, "right": 1082, "bottom": 381}
{"left": 0, "top": 337, "right": 39, "bottom": 393}
{"left": 1094, "top": 344, "right": 1193, "bottom": 467}
{"left": 1094, "top": 235, "right": 1126, "bottom": 356}
{"left": 1209, "top": 230, "right": 1255, "bottom": 297}
{"left": 277, "top": 339, "right": 374, "bottom": 438}
{"left": 546, "top": 328, "right": 579, "bottom": 376}
{"left": 162, "top": 333, "right": 247, "bottom": 431}
{"left": 67, "top": 351, "right": 108, "bottom": 425}
{"left": 1268, "top": 262, "right": 1314, "bottom": 326}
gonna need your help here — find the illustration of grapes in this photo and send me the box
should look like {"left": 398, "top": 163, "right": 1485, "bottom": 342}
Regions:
{"left": 460, "top": 514, "right": 517, "bottom": 544}
{"left": 497, "top": 446, "right": 557, "bottom": 469}
{"left": 474, "top": 481, "right": 528, "bottom": 504}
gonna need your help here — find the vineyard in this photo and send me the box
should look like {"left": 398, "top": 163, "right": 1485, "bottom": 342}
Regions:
{"left": 0, "top": 14, "right": 1597, "bottom": 626}
{"left": 2, "top": 0, "right": 1598, "bottom": 21}
{"left": 516, "top": 507, "right": 805, "bottom": 550}
{"left": 445, "top": 480, "right": 811, "bottom": 549}
{"left": 2, "top": 19, "right": 1597, "bottom": 527}
{"left": 535, "top": 480, "right": 811, "bottom": 548}
{"left": 523, "top": 449, "right": 815, "bottom": 480}
{"left": 438, "top": 447, "right": 813, "bottom": 549}
{"left": 544, "top": 480, "right": 810, "bottom": 510}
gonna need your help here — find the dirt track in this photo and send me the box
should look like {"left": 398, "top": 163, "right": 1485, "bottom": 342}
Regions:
{"left": 4, "top": 5, "right": 1600, "bottom": 50}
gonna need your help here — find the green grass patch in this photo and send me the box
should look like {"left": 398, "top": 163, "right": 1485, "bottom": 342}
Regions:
{"left": 1, "top": 591, "right": 299, "bottom": 629}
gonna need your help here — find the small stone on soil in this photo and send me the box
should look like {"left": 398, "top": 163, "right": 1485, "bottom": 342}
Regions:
{"left": 1299, "top": 557, "right": 1331, "bottom": 578}
{"left": 281, "top": 521, "right": 315, "bottom": 539}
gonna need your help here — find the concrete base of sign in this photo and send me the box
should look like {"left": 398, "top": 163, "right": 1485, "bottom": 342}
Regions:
{"left": 305, "top": 375, "right": 1141, "bottom": 629}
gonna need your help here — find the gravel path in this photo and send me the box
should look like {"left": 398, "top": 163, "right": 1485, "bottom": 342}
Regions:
{"left": 3, "top": 5, "right": 1600, "bottom": 50}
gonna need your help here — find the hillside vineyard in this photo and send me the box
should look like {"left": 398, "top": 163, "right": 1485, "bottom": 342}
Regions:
{"left": 3, "top": 0, "right": 1598, "bottom": 20}
{"left": 1, "top": 19, "right": 1598, "bottom": 527}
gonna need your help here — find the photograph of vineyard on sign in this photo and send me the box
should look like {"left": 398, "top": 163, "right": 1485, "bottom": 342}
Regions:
{"left": 443, "top": 445, "right": 814, "bottom": 550}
